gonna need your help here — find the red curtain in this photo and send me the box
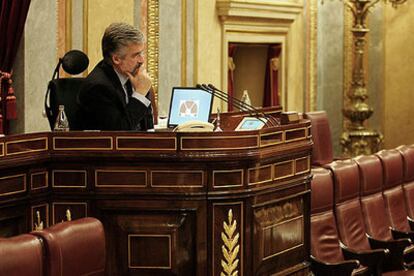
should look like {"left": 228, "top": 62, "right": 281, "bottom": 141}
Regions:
{"left": 263, "top": 44, "right": 281, "bottom": 107}
{"left": 0, "top": 0, "right": 31, "bottom": 134}
{"left": 227, "top": 44, "right": 237, "bottom": 111}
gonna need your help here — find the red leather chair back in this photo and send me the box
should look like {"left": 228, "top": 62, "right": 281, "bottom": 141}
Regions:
{"left": 32, "top": 217, "right": 105, "bottom": 276}
{"left": 304, "top": 111, "right": 334, "bottom": 166}
{"left": 398, "top": 145, "right": 414, "bottom": 218}
{"left": 377, "top": 149, "right": 411, "bottom": 232}
{"left": 310, "top": 167, "right": 345, "bottom": 263}
{"left": 328, "top": 160, "right": 371, "bottom": 251}
{"left": 355, "top": 155, "right": 393, "bottom": 241}
{"left": 0, "top": 234, "right": 43, "bottom": 276}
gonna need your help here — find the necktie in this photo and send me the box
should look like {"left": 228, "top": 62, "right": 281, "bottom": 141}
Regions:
{"left": 125, "top": 80, "right": 133, "bottom": 98}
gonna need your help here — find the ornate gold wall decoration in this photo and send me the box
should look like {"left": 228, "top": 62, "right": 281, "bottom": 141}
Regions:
{"left": 325, "top": 0, "right": 407, "bottom": 156}
{"left": 221, "top": 209, "right": 240, "bottom": 276}
{"left": 307, "top": 0, "right": 318, "bottom": 111}
{"left": 147, "top": 0, "right": 159, "bottom": 105}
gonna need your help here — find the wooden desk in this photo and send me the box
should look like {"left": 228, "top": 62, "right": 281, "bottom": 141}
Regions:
{"left": 0, "top": 116, "right": 312, "bottom": 275}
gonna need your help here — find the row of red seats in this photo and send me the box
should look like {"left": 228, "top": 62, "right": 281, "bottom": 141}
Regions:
{"left": 0, "top": 217, "right": 105, "bottom": 276}
{"left": 311, "top": 146, "right": 414, "bottom": 275}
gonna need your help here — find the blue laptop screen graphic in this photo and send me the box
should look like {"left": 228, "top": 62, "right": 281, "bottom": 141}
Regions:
{"left": 168, "top": 88, "right": 213, "bottom": 127}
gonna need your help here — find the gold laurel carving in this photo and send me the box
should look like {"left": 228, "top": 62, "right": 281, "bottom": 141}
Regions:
{"left": 66, "top": 208, "right": 72, "bottom": 221}
{"left": 34, "top": 211, "right": 44, "bottom": 231}
{"left": 147, "top": 0, "right": 159, "bottom": 105}
{"left": 221, "top": 209, "right": 240, "bottom": 276}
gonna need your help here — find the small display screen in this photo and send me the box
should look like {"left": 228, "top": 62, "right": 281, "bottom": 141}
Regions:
{"left": 235, "top": 117, "right": 267, "bottom": 131}
{"left": 167, "top": 87, "right": 213, "bottom": 127}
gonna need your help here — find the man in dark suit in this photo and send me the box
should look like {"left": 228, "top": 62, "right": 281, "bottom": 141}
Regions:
{"left": 77, "top": 22, "right": 154, "bottom": 131}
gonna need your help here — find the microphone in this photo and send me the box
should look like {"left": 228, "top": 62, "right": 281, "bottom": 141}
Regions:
{"left": 196, "top": 84, "right": 277, "bottom": 127}
{"left": 201, "top": 84, "right": 279, "bottom": 126}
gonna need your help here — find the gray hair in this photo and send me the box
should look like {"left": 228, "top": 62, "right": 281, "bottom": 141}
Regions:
{"left": 102, "top": 22, "right": 144, "bottom": 61}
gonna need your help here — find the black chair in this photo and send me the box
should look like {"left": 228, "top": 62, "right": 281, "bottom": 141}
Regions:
{"left": 44, "top": 50, "right": 89, "bottom": 130}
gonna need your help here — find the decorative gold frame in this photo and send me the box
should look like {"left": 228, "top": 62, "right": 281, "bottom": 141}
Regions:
{"left": 59, "top": 0, "right": 160, "bottom": 101}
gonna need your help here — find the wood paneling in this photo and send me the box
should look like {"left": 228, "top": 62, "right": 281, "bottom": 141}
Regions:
{"left": 30, "top": 171, "right": 48, "bottom": 190}
{"left": 52, "top": 170, "right": 87, "bottom": 188}
{"left": 6, "top": 137, "right": 48, "bottom": 156}
{"left": 0, "top": 114, "right": 312, "bottom": 275}
{"left": 95, "top": 170, "right": 147, "bottom": 188}
{"left": 0, "top": 174, "right": 26, "bottom": 197}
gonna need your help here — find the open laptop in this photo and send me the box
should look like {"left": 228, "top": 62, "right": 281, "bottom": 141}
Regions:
{"left": 167, "top": 87, "right": 214, "bottom": 128}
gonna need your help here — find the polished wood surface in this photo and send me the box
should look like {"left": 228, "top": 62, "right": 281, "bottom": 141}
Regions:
{"left": 0, "top": 110, "right": 312, "bottom": 275}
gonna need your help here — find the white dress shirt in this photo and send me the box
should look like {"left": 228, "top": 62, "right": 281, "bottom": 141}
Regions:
{"left": 114, "top": 70, "right": 151, "bottom": 107}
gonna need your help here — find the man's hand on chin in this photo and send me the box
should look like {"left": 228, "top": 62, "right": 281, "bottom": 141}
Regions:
{"left": 126, "top": 66, "right": 152, "bottom": 96}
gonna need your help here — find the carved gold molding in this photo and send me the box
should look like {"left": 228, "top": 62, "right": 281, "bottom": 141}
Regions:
{"left": 221, "top": 209, "right": 240, "bottom": 276}
{"left": 308, "top": 0, "right": 318, "bottom": 111}
{"left": 147, "top": 0, "right": 159, "bottom": 105}
{"left": 181, "top": 0, "right": 187, "bottom": 86}
{"left": 343, "top": 3, "right": 353, "bottom": 130}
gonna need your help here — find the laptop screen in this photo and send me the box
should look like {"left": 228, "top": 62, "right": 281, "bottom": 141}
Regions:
{"left": 167, "top": 87, "right": 213, "bottom": 128}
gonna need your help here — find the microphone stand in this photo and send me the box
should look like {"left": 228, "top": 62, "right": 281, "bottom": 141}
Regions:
{"left": 196, "top": 84, "right": 266, "bottom": 124}
{"left": 198, "top": 84, "right": 279, "bottom": 127}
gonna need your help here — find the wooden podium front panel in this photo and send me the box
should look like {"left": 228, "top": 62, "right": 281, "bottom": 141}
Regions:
{"left": 252, "top": 195, "right": 308, "bottom": 275}
{"left": 95, "top": 199, "right": 205, "bottom": 276}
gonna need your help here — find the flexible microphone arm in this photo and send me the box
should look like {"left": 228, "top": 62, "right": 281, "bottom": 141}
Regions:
{"left": 197, "top": 84, "right": 273, "bottom": 127}
{"left": 51, "top": 58, "right": 63, "bottom": 80}
{"left": 205, "top": 84, "right": 279, "bottom": 127}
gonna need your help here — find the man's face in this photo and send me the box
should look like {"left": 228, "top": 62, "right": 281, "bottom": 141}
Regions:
{"left": 112, "top": 42, "right": 145, "bottom": 76}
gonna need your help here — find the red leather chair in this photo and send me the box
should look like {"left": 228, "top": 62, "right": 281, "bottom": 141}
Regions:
{"left": 310, "top": 167, "right": 369, "bottom": 275}
{"left": 32, "top": 217, "right": 105, "bottom": 276}
{"left": 377, "top": 149, "right": 414, "bottom": 237}
{"left": 0, "top": 234, "right": 44, "bottom": 276}
{"left": 304, "top": 111, "right": 334, "bottom": 166}
{"left": 355, "top": 154, "right": 414, "bottom": 270}
{"left": 398, "top": 145, "right": 414, "bottom": 222}
{"left": 328, "top": 159, "right": 387, "bottom": 274}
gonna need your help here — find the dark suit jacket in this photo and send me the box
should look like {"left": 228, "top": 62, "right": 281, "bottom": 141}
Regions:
{"left": 77, "top": 60, "right": 153, "bottom": 131}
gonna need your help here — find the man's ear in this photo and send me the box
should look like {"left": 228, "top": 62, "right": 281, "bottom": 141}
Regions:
{"left": 111, "top": 54, "right": 121, "bottom": 65}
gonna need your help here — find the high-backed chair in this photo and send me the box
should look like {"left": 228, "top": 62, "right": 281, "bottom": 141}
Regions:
{"left": 304, "top": 111, "right": 334, "bottom": 166}
{"left": 356, "top": 154, "right": 414, "bottom": 269}
{"left": 32, "top": 217, "right": 105, "bottom": 276}
{"left": 44, "top": 50, "right": 89, "bottom": 130}
{"left": 327, "top": 159, "right": 387, "bottom": 274}
{"left": 398, "top": 145, "right": 414, "bottom": 223}
{"left": 0, "top": 234, "right": 44, "bottom": 276}
{"left": 377, "top": 149, "right": 414, "bottom": 236}
{"left": 310, "top": 167, "right": 369, "bottom": 275}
